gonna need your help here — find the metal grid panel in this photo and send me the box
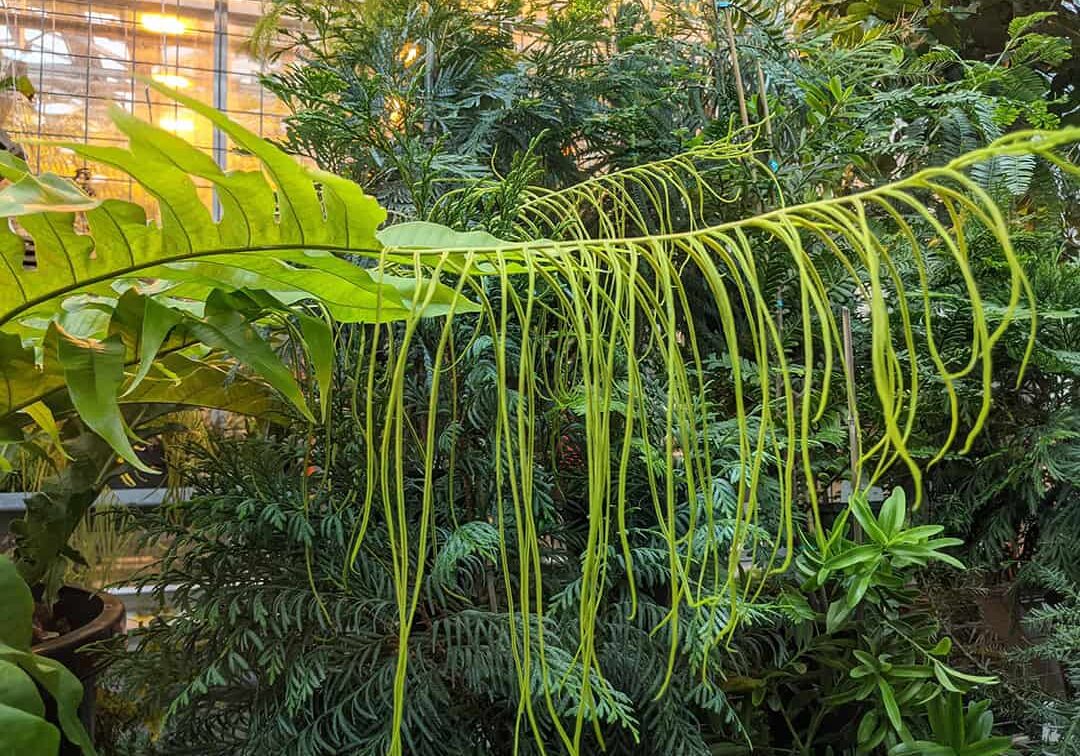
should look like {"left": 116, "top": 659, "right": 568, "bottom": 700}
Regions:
{"left": 0, "top": 0, "right": 292, "bottom": 210}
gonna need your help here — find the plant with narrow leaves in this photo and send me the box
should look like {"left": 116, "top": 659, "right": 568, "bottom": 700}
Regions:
{"left": 777, "top": 489, "right": 999, "bottom": 751}
{"left": 1016, "top": 567, "right": 1080, "bottom": 753}
{"left": 890, "top": 693, "right": 1013, "bottom": 756}
{"left": 835, "top": 634, "right": 999, "bottom": 751}
{"left": 813, "top": 488, "right": 966, "bottom": 630}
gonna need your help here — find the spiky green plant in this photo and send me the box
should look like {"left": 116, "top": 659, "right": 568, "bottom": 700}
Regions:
{"left": 1, "top": 79, "right": 1078, "bottom": 753}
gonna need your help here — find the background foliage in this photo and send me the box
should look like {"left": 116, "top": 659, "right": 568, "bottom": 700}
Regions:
{"left": 51, "top": 1, "right": 1080, "bottom": 754}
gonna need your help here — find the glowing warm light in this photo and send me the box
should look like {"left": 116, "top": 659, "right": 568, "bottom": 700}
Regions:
{"left": 151, "top": 72, "right": 191, "bottom": 89}
{"left": 399, "top": 42, "right": 421, "bottom": 66}
{"left": 160, "top": 116, "right": 195, "bottom": 133}
{"left": 386, "top": 97, "right": 405, "bottom": 129}
{"left": 140, "top": 13, "right": 186, "bottom": 35}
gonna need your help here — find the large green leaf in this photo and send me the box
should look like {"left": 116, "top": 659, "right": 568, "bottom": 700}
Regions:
{"left": 21, "top": 655, "right": 95, "bottom": 754}
{"left": 0, "top": 660, "right": 45, "bottom": 718}
{"left": 0, "top": 563, "right": 93, "bottom": 755}
{"left": 0, "top": 556, "right": 33, "bottom": 651}
{"left": 122, "top": 295, "right": 183, "bottom": 396}
{"left": 0, "top": 88, "right": 489, "bottom": 465}
{"left": 0, "top": 152, "right": 97, "bottom": 216}
{"left": 0, "top": 554, "right": 72, "bottom": 755}
{"left": 54, "top": 326, "right": 150, "bottom": 471}
{"left": 0, "top": 333, "right": 62, "bottom": 419}
{"left": 120, "top": 353, "right": 289, "bottom": 423}
{"left": 0, "top": 88, "right": 387, "bottom": 331}
{"left": 20, "top": 401, "right": 69, "bottom": 459}
{"left": 0, "top": 702, "right": 60, "bottom": 756}
{"left": 1, "top": 309, "right": 289, "bottom": 433}
{"left": 296, "top": 313, "right": 334, "bottom": 421}
{"left": 183, "top": 291, "right": 313, "bottom": 422}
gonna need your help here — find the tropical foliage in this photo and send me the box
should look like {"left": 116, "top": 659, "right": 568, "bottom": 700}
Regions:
{"left": 31, "top": 98, "right": 1069, "bottom": 754}
{"left": 1, "top": 2, "right": 1078, "bottom": 755}
{"left": 1021, "top": 568, "right": 1080, "bottom": 753}
{"left": 103, "top": 354, "right": 987, "bottom": 755}
{"left": 0, "top": 555, "right": 94, "bottom": 755}
{"left": 0, "top": 79, "right": 476, "bottom": 590}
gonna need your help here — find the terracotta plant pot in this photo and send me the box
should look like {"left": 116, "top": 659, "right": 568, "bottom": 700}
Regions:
{"left": 33, "top": 587, "right": 126, "bottom": 755}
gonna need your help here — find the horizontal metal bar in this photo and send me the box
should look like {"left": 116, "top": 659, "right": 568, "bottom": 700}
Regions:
{"left": 0, "top": 487, "right": 190, "bottom": 512}
{"left": 109, "top": 583, "right": 182, "bottom": 597}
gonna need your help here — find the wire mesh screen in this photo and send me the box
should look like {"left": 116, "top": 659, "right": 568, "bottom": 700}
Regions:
{"left": 0, "top": 0, "right": 293, "bottom": 210}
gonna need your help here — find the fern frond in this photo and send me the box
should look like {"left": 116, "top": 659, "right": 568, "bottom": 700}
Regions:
{"left": 369, "top": 128, "right": 1077, "bottom": 753}
{"left": 0, "top": 81, "right": 475, "bottom": 466}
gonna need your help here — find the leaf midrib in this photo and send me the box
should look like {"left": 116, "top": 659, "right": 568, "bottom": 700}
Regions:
{"left": 0, "top": 243, "right": 380, "bottom": 331}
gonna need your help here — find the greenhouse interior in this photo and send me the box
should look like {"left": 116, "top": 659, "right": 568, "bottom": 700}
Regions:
{"left": 0, "top": 0, "right": 1079, "bottom": 754}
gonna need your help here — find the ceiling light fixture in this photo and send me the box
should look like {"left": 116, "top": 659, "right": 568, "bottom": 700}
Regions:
{"left": 160, "top": 115, "right": 195, "bottom": 133}
{"left": 140, "top": 13, "right": 186, "bottom": 35}
{"left": 151, "top": 72, "right": 191, "bottom": 89}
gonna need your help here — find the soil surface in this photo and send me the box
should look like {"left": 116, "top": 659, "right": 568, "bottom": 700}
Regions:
{"left": 32, "top": 600, "right": 73, "bottom": 644}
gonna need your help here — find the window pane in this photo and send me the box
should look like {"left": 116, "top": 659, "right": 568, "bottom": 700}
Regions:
{"left": 2, "top": 0, "right": 293, "bottom": 213}
{"left": 88, "top": 22, "right": 133, "bottom": 66}
{"left": 86, "top": 97, "right": 126, "bottom": 141}
{"left": 36, "top": 92, "right": 86, "bottom": 136}
{"left": 226, "top": 71, "right": 264, "bottom": 113}
{"left": 135, "top": 28, "right": 214, "bottom": 66}
{"left": 87, "top": 61, "right": 135, "bottom": 101}
{"left": 135, "top": 62, "right": 214, "bottom": 104}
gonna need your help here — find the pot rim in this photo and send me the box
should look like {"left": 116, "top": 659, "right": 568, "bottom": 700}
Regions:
{"left": 32, "top": 586, "right": 126, "bottom": 655}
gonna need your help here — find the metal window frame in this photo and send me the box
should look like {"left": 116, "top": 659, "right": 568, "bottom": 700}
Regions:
{"left": 3, "top": 0, "right": 279, "bottom": 210}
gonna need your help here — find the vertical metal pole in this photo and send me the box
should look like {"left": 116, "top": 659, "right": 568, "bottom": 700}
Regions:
{"left": 128, "top": 5, "right": 137, "bottom": 202}
{"left": 212, "top": 0, "right": 228, "bottom": 220}
{"left": 83, "top": 3, "right": 92, "bottom": 151}
{"left": 842, "top": 306, "right": 862, "bottom": 542}
{"left": 33, "top": 1, "right": 44, "bottom": 172}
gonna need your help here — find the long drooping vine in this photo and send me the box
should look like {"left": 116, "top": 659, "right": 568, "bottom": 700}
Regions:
{"left": 1, "top": 81, "right": 1077, "bottom": 754}
{"left": 367, "top": 128, "right": 1076, "bottom": 753}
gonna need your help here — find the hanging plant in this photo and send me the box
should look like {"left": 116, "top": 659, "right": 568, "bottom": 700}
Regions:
{"left": 0, "top": 79, "right": 1077, "bottom": 754}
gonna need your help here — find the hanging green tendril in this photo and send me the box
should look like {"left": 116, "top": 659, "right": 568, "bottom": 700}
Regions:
{"left": 356, "top": 128, "right": 1078, "bottom": 754}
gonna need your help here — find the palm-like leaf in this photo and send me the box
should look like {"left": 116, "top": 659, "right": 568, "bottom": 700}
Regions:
{"left": 369, "top": 129, "right": 1078, "bottom": 754}
{"left": 0, "top": 81, "right": 475, "bottom": 467}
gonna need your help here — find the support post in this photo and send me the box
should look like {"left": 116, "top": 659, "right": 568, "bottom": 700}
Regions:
{"left": 842, "top": 306, "right": 862, "bottom": 542}
{"left": 722, "top": 7, "right": 750, "bottom": 130}
{"left": 212, "top": 0, "right": 229, "bottom": 221}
